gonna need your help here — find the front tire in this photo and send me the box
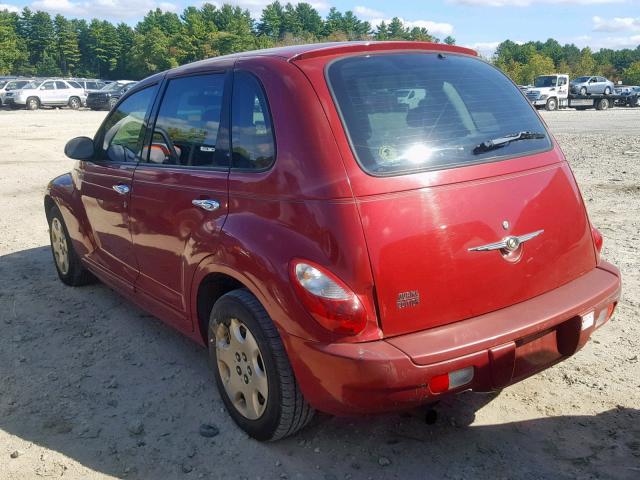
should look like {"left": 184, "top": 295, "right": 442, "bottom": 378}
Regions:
{"left": 108, "top": 97, "right": 118, "bottom": 110}
{"left": 545, "top": 97, "right": 558, "bottom": 111}
{"left": 580, "top": 87, "right": 587, "bottom": 96}
{"left": 68, "top": 96, "right": 81, "bottom": 109}
{"left": 48, "top": 206, "right": 94, "bottom": 286}
{"left": 209, "top": 289, "right": 314, "bottom": 441}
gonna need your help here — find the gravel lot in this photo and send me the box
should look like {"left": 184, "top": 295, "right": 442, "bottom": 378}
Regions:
{"left": 0, "top": 107, "right": 638, "bottom": 480}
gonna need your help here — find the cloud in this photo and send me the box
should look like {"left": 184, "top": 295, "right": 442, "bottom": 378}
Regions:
{"left": 370, "top": 17, "right": 454, "bottom": 37}
{"left": 29, "top": 0, "right": 179, "bottom": 19}
{"left": 465, "top": 41, "right": 501, "bottom": 57}
{"left": 353, "top": 6, "right": 384, "bottom": 19}
{"left": 573, "top": 33, "right": 640, "bottom": 49}
{"left": 450, "top": 0, "right": 624, "bottom": 6}
{"left": 0, "top": 2, "right": 20, "bottom": 12}
{"left": 593, "top": 16, "right": 640, "bottom": 32}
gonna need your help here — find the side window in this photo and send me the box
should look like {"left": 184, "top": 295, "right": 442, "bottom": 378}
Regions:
{"left": 97, "top": 85, "right": 158, "bottom": 163}
{"left": 55, "top": 81, "right": 69, "bottom": 90}
{"left": 146, "top": 74, "right": 225, "bottom": 168}
{"left": 558, "top": 77, "right": 567, "bottom": 86}
{"left": 41, "top": 81, "right": 55, "bottom": 90}
{"left": 87, "top": 82, "right": 97, "bottom": 89}
{"left": 231, "top": 71, "right": 275, "bottom": 170}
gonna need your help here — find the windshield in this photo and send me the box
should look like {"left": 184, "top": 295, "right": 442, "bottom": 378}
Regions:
{"left": 327, "top": 53, "right": 551, "bottom": 176}
{"left": 573, "top": 76, "right": 590, "bottom": 83}
{"left": 534, "top": 76, "right": 557, "bottom": 88}
{"left": 23, "top": 81, "right": 43, "bottom": 89}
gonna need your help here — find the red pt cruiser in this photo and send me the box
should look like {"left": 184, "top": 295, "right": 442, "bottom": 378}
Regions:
{"left": 45, "top": 42, "right": 621, "bottom": 440}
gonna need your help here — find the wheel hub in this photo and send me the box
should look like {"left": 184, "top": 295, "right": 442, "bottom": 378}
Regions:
{"left": 215, "top": 318, "right": 268, "bottom": 420}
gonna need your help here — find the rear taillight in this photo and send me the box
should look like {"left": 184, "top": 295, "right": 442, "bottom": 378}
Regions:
{"left": 290, "top": 260, "right": 367, "bottom": 336}
{"left": 591, "top": 226, "right": 603, "bottom": 256}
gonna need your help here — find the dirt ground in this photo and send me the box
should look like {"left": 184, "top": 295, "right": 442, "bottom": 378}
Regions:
{"left": 0, "top": 107, "right": 638, "bottom": 480}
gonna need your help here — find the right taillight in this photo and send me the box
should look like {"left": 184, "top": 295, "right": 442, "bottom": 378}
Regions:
{"left": 290, "top": 260, "right": 367, "bottom": 336}
{"left": 591, "top": 225, "right": 603, "bottom": 257}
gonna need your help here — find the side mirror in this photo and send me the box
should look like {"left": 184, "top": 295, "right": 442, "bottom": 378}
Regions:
{"left": 64, "top": 136, "right": 95, "bottom": 160}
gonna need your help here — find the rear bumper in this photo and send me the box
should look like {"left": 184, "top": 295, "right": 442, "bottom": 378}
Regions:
{"left": 285, "top": 263, "right": 621, "bottom": 416}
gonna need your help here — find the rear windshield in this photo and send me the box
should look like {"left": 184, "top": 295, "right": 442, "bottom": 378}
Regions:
{"left": 327, "top": 53, "right": 551, "bottom": 176}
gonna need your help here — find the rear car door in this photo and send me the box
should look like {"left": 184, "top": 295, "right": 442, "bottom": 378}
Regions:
{"left": 78, "top": 84, "right": 159, "bottom": 287}
{"left": 55, "top": 81, "right": 70, "bottom": 104}
{"left": 129, "top": 71, "right": 230, "bottom": 328}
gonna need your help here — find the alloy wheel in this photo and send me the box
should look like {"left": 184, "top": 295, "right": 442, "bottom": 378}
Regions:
{"left": 50, "top": 217, "right": 69, "bottom": 275}
{"left": 215, "top": 318, "right": 268, "bottom": 420}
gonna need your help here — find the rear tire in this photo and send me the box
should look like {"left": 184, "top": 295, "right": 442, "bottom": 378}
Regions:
{"left": 604, "top": 87, "right": 611, "bottom": 95}
{"left": 48, "top": 206, "right": 95, "bottom": 286}
{"left": 68, "top": 96, "right": 81, "bottom": 110}
{"left": 596, "top": 98, "right": 610, "bottom": 110}
{"left": 26, "top": 97, "right": 40, "bottom": 110}
{"left": 208, "top": 289, "right": 315, "bottom": 441}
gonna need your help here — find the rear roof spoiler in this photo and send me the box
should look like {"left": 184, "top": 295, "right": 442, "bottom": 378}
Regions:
{"left": 288, "top": 41, "right": 478, "bottom": 62}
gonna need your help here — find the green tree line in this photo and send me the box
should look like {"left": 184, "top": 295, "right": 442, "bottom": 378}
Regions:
{"left": 0, "top": 2, "right": 453, "bottom": 79}
{"left": 1, "top": 3, "right": 640, "bottom": 85}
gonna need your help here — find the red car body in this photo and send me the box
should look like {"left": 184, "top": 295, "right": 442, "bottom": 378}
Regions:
{"left": 45, "top": 42, "right": 621, "bottom": 417}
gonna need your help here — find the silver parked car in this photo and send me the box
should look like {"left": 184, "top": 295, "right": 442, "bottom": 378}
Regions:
{"left": 0, "top": 79, "right": 33, "bottom": 106}
{"left": 4, "top": 79, "right": 87, "bottom": 110}
{"left": 570, "top": 76, "right": 615, "bottom": 96}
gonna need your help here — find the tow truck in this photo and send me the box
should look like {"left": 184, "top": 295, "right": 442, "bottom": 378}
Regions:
{"left": 524, "top": 74, "right": 623, "bottom": 111}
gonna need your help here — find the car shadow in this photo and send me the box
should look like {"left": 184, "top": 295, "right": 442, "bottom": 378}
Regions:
{"left": 1, "top": 246, "right": 638, "bottom": 479}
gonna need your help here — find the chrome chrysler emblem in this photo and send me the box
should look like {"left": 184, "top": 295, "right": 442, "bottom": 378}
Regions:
{"left": 468, "top": 230, "right": 544, "bottom": 252}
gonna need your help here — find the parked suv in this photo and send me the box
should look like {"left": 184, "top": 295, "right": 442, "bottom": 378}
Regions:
{"left": 46, "top": 42, "right": 621, "bottom": 441}
{"left": 570, "top": 76, "right": 615, "bottom": 95}
{"left": 86, "top": 80, "right": 136, "bottom": 110}
{"left": 0, "top": 79, "right": 32, "bottom": 106}
{"left": 5, "top": 79, "right": 86, "bottom": 110}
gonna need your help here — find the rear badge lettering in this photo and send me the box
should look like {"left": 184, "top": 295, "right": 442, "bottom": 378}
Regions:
{"left": 397, "top": 290, "right": 420, "bottom": 309}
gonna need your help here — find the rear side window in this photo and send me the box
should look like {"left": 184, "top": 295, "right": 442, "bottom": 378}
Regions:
{"left": 147, "top": 74, "right": 226, "bottom": 168}
{"left": 327, "top": 53, "right": 551, "bottom": 176}
{"left": 231, "top": 71, "right": 275, "bottom": 170}
{"left": 55, "top": 81, "right": 69, "bottom": 89}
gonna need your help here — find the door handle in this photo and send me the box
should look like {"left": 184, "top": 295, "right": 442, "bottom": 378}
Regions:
{"left": 112, "top": 184, "right": 130, "bottom": 195}
{"left": 192, "top": 199, "right": 220, "bottom": 212}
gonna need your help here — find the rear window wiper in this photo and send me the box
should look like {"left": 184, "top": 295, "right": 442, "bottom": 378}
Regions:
{"left": 473, "top": 131, "right": 546, "bottom": 154}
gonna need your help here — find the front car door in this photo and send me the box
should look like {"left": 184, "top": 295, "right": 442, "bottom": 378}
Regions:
{"left": 78, "top": 84, "right": 159, "bottom": 289}
{"left": 129, "top": 70, "right": 231, "bottom": 331}
{"left": 39, "top": 80, "right": 56, "bottom": 104}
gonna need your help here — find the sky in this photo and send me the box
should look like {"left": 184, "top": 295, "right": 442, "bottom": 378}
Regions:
{"left": 1, "top": 0, "right": 640, "bottom": 56}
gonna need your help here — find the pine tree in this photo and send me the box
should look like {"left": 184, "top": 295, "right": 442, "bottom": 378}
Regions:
{"left": 54, "top": 15, "right": 80, "bottom": 76}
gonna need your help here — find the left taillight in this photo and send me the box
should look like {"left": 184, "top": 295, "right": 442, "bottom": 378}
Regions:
{"left": 290, "top": 260, "right": 367, "bottom": 336}
{"left": 591, "top": 225, "right": 603, "bottom": 259}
